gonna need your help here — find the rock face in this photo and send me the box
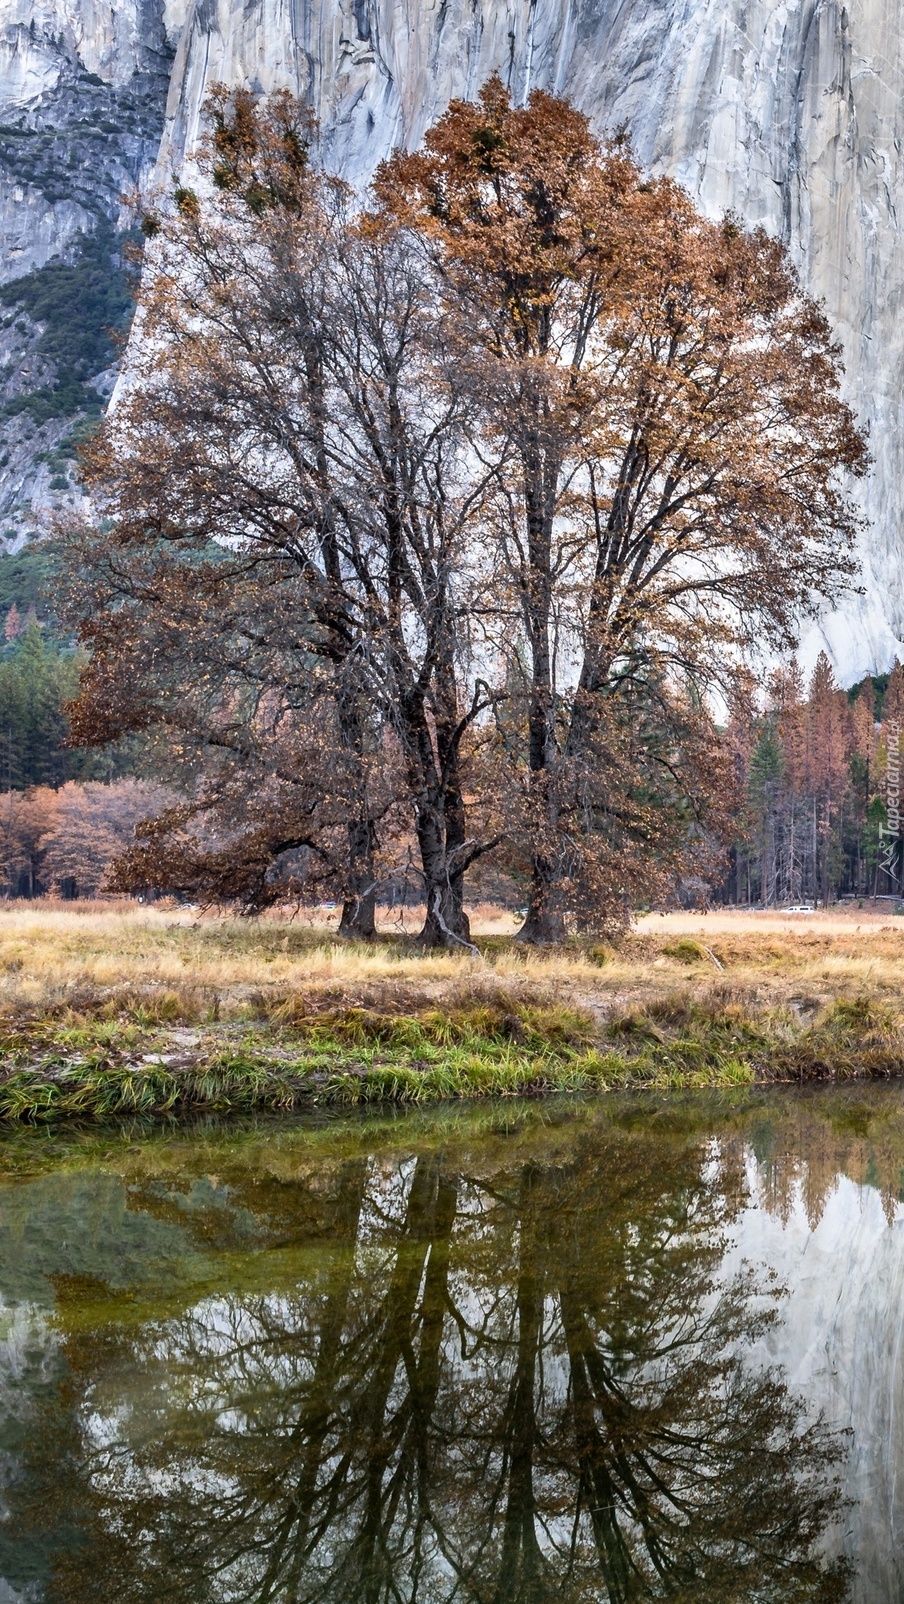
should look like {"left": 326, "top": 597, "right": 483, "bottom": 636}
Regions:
{"left": 3, "top": 0, "right": 904, "bottom": 676}
{"left": 0, "top": 0, "right": 182, "bottom": 538}
{"left": 0, "top": 0, "right": 181, "bottom": 283}
{"left": 730, "top": 1173, "right": 904, "bottom": 1602}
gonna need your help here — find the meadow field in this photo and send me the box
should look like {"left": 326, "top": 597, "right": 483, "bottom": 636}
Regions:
{"left": 0, "top": 900, "right": 902, "bottom": 1120}
{"left": 1, "top": 897, "right": 902, "bottom": 1011}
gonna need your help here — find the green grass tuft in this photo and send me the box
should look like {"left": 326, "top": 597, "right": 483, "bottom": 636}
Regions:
{"left": 0, "top": 982, "right": 898, "bottom": 1124}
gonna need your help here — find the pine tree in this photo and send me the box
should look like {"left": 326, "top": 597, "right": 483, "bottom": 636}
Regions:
{"left": 747, "top": 729, "right": 783, "bottom": 906}
{"left": 806, "top": 653, "right": 847, "bottom": 904}
{"left": 725, "top": 669, "right": 759, "bottom": 902}
{"left": 0, "top": 627, "right": 112, "bottom": 791}
{"left": 845, "top": 678, "right": 879, "bottom": 894}
{"left": 767, "top": 660, "right": 807, "bottom": 901}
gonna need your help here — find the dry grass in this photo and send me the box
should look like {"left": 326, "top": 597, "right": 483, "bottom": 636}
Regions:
{"left": 0, "top": 901, "right": 534, "bottom": 1019}
{"left": 1, "top": 900, "right": 904, "bottom": 1022}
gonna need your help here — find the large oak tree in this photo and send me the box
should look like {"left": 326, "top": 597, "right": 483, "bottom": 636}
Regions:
{"left": 377, "top": 78, "right": 868, "bottom": 938}
{"left": 65, "top": 92, "right": 495, "bottom": 945}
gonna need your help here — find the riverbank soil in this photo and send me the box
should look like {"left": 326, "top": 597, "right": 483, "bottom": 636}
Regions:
{"left": 1, "top": 901, "right": 904, "bottom": 1119}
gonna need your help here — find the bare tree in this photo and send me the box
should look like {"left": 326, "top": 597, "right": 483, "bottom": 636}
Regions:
{"left": 64, "top": 92, "right": 496, "bottom": 945}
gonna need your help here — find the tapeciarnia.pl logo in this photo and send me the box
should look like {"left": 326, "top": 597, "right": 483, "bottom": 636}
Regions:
{"left": 882, "top": 718, "right": 901, "bottom": 883}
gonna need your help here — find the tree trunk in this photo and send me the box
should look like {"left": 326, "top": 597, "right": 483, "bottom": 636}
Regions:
{"left": 407, "top": 666, "right": 475, "bottom": 951}
{"left": 514, "top": 438, "right": 563, "bottom": 944}
{"left": 418, "top": 851, "right": 472, "bottom": 950}
{"left": 413, "top": 790, "right": 473, "bottom": 950}
{"left": 337, "top": 816, "right": 377, "bottom": 939}
{"left": 335, "top": 687, "right": 378, "bottom": 939}
{"left": 517, "top": 858, "right": 567, "bottom": 945}
{"left": 419, "top": 884, "right": 472, "bottom": 949}
{"left": 338, "top": 895, "right": 376, "bottom": 939}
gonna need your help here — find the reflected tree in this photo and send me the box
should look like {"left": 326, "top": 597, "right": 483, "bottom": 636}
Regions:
{"left": 16, "top": 1128, "right": 848, "bottom": 1603}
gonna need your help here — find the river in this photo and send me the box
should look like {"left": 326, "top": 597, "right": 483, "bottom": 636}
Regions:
{"left": 0, "top": 1086, "right": 903, "bottom": 1601}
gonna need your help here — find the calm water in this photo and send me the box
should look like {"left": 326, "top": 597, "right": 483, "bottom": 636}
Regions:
{"left": 3, "top": 1089, "right": 904, "bottom": 1601}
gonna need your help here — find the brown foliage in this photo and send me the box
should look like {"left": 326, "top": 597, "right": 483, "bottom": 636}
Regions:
{"left": 375, "top": 76, "right": 866, "bottom": 936}
{"left": 0, "top": 779, "right": 172, "bottom": 898}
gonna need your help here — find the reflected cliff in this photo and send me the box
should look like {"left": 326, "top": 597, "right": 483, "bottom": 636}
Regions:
{"left": 0, "top": 1098, "right": 866, "bottom": 1602}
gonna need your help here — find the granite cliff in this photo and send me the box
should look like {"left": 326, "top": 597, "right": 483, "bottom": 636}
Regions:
{"left": 0, "top": 0, "right": 180, "bottom": 537}
{"left": 2, "top": 0, "right": 903, "bottom": 677}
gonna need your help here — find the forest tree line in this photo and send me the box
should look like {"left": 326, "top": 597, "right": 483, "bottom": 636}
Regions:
{"left": 726, "top": 655, "right": 904, "bottom": 907}
{"left": 0, "top": 546, "right": 163, "bottom": 901}
{"left": 0, "top": 545, "right": 129, "bottom": 791}
{"left": 0, "top": 779, "right": 171, "bottom": 900}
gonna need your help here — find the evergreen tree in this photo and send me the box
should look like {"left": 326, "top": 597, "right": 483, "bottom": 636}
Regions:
{"left": 747, "top": 728, "right": 783, "bottom": 905}
{"left": 0, "top": 625, "right": 117, "bottom": 791}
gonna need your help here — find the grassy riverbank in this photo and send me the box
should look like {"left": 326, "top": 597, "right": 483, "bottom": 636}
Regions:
{"left": 2, "top": 902, "right": 904, "bottom": 1121}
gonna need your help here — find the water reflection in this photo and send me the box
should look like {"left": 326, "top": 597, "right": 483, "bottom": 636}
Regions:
{"left": 0, "top": 1106, "right": 854, "bottom": 1603}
